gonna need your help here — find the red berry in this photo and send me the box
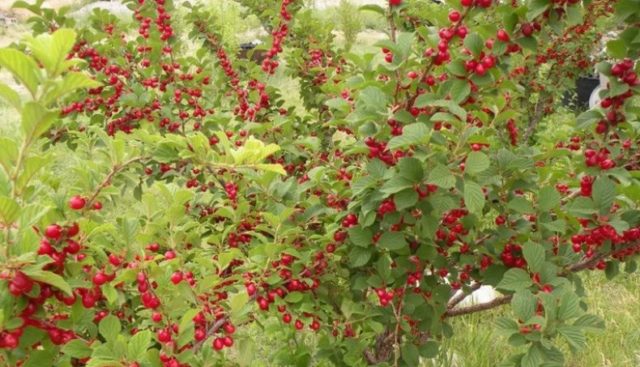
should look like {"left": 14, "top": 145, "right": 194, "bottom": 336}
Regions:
{"left": 69, "top": 195, "right": 86, "bottom": 210}
{"left": 45, "top": 225, "right": 63, "bottom": 240}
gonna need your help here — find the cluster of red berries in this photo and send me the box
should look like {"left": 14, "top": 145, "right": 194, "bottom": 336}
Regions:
{"left": 435, "top": 209, "right": 469, "bottom": 247}
{"left": 500, "top": 243, "right": 527, "bottom": 268}
{"left": 584, "top": 148, "right": 615, "bottom": 170}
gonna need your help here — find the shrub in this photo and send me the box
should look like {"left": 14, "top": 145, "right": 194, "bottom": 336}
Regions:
{"left": 0, "top": 0, "right": 638, "bottom": 366}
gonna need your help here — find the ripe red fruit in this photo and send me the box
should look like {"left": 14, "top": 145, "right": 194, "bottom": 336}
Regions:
{"left": 152, "top": 312, "right": 163, "bottom": 322}
{"left": 69, "top": 195, "right": 86, "bottom": 210}
{"left": 497, "top": 29, "right": 510, "bottom": 42}
{"left": 223, "top": 323, "right": 236, "bottom": 334}
{"left": 223, "top": 336, "right": 233, "bottom": 347}
{"left": 93, "top": 201, "right": 103, "bottom": 210}
{"left": 282, "top": 313, "right": 292, "bottom": 323}
{"left": 461, "top": 0, "right": 473, "bottom": 6}
{"left": 170, "top": 271, "right": 183, "bottom": 285}
{"left": 294, "top": 320, "right": 304, "bottom": 330}
{"left": 157, "top": 328, "right": 171, "bottom": 343}
{"left": 45, "top": 225, "right": 63, "bottom": 240}
{"left": 213, "top": 337, "right": 224, "bottom": 350}
{"left": 407, "top": 71, "right": 418, "bottom": 79}
{"left": 389, "top": 0, "right": 402, "bottom": 6}
{"left": 448, "top": 11, "right": 461, "bottom": 22}
{"left": 93, "top": 272, "right": 109, "bottom": 286}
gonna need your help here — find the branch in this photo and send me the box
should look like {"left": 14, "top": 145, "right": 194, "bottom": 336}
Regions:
{"left": 444, "top": 241, "right": 640, "bottom": 318}
{"left": 84, "top": 156, "right": 146, "bottom": 209}
{"left": 446, "top": 282, "right": 482, "bottom": 310}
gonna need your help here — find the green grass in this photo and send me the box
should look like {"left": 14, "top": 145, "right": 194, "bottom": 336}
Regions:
{"left": 424, "top": 272, "right": 640, "bottom": 367}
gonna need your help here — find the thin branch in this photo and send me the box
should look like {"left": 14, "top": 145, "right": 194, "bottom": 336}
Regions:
{"left": 446, "top": 282, "right": 482, "bottom": 309}
{"left": 84, "top": 156, "right": 146, "bottom": 209}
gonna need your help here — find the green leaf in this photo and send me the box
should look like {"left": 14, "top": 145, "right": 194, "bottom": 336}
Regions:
{"left": 128, "top": 330, "right": 151, "bottom": 361}
{"left": 464, "top": 33, "right": 484, "bottom": 57}
{"left": 558, "top": 325, "right": 586, "bottom": 351}
{"left": 99, "top": 315, "right": 121, "bottom": 342}
{"left": 358, "top": 86, "right": 389, "bottom": 115}
{"left": 522, "top": 344, "right": 544, "bottom": 367}
{"left": 527, "top": 0, "right": 551, "bottom": 21}
{"left": 62, "top": 339, "right": 92, "bottom": 359}
{"left": 450, "top": 78, "right": 471, "bottom": 104}
{"left": 21, "top": 102, "right": 57, "bottom": 141}
{"left": 254, "top": 164, "right": 287, "bottom": 175}
{"left": 428, "top": 164, "right": 456, "bottom": 189}
{"left": 387, "top": 123, "right": 430, "bottom": 150}
{"left": 25, "top": 28, "right": 77, "bottom": 77}
{"left": 0, "top": 196, "right": 20, "bottom": 225}
{"left": 349, "top": 247, "right": 372, "bottom": 267}
{"left": 0, "top": 48, "right": 41, "bottom": 96}
{"left": 465, "top": 151, "right": 490, "bottom": 175}
{"left": 401, "top": 343, "right": 419, "bottom": 366}
{"left": 607, "top": 39, "right": 627, "bottom": 59}
{"left": 394, "top": 189, "right": 418, "bottom": 210}
{"left": 43, "top": 72, "right": 101, "bottom": 105}
{"left": 558, "top": 292, "right": 582, "bottom": 321}
{"left": 495, "top": 317, "right": 519, "bottom": 334}
{"left": 397, "top": 157, "right": 424, "bottom": 183}
{"left": 0, "top": 137, "right": 18, "bottom": 175}
{"left": 349, "top": 226, "right": 373, "bottom": 247}
{"left": 538, "top": 186, "right": 561, "bottom": 211}
{"left": 511, "top": 291, "right": 536, "bottom": 322}
{"left": 573, "top": 314, "right": 605, "bottom": 331}
{"left": 21, "top": 267, "right": 72, "bottom": 296}
{"left": 522, "top": 242, "right": 545, "bottom": 273}
{"left": 463, "top": 181, "right": 485, "bottom": 214}
{"left": 285, "top": 292, "right": 304, "bottom": 303}
{"left": 381, "top": 175, "right": 413, "bottom": 194}
{"left": 359, "top": 4, "right": 385, "bottom": 15}
{"left": 592, "top": 176, "right": 616, "bottom": 212}
{"left": 229, "top": 291, "right": 249, "bottom": 318}
{"left": 378, "top": 231, "right": 407, "bottom": 252}
{"left": 0, "top": 82, "right": 22, "bottom": 111}
{"left": 576, "top": 110, "right": 603, "bottom": 129}
{"left": 497, "top": 268, "right": 532, "bottom": 291}
{"left": 508, "top": 197, "right": 533, "bottom": 213}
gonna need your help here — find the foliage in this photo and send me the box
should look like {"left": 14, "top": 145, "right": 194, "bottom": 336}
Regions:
{"left": 0, "top": 0, "right": 638, "bottom": 366}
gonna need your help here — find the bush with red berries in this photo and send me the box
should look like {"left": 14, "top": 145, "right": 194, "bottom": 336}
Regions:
{"left": 0, "top": 0, "right": 638, "bottom": 366}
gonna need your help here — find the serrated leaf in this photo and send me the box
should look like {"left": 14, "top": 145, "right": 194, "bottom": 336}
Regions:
{"left": 349, "top": 226, "right": 372, "bottom": 247}
{"left": 255, "top": 164, "right": 286, "bottom": 175}
{"left": 508, "top": 197, "right": 533, "bottom": 213}
{"left": 464, "top": 33, "right": 484, "bottom": 57}
{"left": 558, "top": 325, "right": 586, "bottom": 351}
{"left": 0, "top": 48, "right": 40, "bottom": 96}
{"left": 285, "top": 292, "right": 304, "bottom": 303}
{"left": 428, "top": 164, "right": 456, "bottom": 189}
{"left": 62, "top": 339, "right": 92, "bottom": 359}
{"left": 512, "top": 291, "right": 536, "bottom": 322}
{"left": 498, "top": 268, "right": 532, "bottom": 291}
{"left": 0, "top": 196, "right": 20, "bottom": 225}
{"left": 349, "top": 247, "right": 372, "bottom": 267}
{"left": 573, "top": 314, "right": 604, "bottom": 331}
{"left": 523, "top": 242, "right": 545, "bottom": 273}
{"left": 128, "top": 330, "right": 151, "bottom": 361}
{"left": 401, "top": 343, "right": 419, "bottom": 366}
{"left": 388, "top": 123, "right": 430, "bottom": 150}
{"left": 464, "top": 181, "right": 485, "bottom": 214}
{"left": 450, "top": 78, "right": 471, "bottom": 104}
{"left": 576, "top": 110, "right": 603, "bottom": 129}
{"left": 25, "top": 28, "right": 76, "bottom": 77}
{"left": 229, "top": 291, "right": 249, "bottom": 318}
{"left": 592, "top": 176, "right": 616, "bottom": 212}
{"left": 397, "top": 157, "right": 423, "bottom": 183}
{"left": 394, "top": 189, "right": 418, "bottom": 210}
{"left": 98, "top": 315, "right": 121, "bottom": 342}
{"left": 21, "top": 102, "right": 57, "bottom": 141}
{"left": 378, "top": 231, "right": 407, "bottom": 252}
{"left": 538, "top": 186, "right": 561, "bottom": 211}
{"left": 21, "top": 267, "right": 73, "bottom": 296}
{"left": 465, "top": 151, "right": 490, "bottom": 175}
{"left": 0, "top": 82, "right": 21, "bottom": 111}
{"left": 558, "top": 292, "right": 582, "bottom": 321}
